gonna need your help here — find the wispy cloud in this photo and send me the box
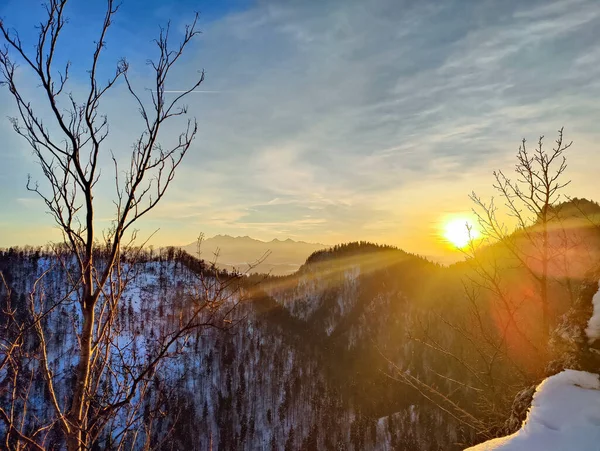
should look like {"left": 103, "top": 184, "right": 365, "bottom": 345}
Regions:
{"left": 1, "top": 0, "right": 600, "bottom": 256}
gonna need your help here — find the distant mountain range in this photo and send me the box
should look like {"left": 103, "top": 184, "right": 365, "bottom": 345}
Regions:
{"left": 180, "top": 235, "right": 329, "bottom": 275}
{"left": 176, "top": 198, "right": 600, "bottom": 276}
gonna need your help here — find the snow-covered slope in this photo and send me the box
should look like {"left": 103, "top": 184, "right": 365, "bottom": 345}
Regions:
{"left": 1, "top": 245, "right": 472, "bottom": 449}
{"left": 466, "top": 370, "right": 600, "bottom": 451}
{"left": 585, "top": 280, "right": 600, "bottom": 344}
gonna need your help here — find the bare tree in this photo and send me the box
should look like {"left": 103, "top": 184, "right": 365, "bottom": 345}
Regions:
{"left": 387, "top": 130, "right": 574, "bottom": 445}
{"left": 470, "top": 128, "right": 572, "bottom": 340}
{"left": 0, "top": 1, "right": 236, "bottom": 449}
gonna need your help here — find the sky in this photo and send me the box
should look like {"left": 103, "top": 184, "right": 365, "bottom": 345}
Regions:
{"left": 1, "top": 0, "right": 600, "bottom": 261}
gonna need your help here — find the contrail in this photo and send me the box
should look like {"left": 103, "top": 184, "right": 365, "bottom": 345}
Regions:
{"left": 150, "top": 90, "right": 222, "bottom": 93}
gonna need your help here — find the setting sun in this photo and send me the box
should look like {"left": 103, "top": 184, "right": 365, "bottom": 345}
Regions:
{"left": 443, "top": 218, "right": 480, "bottom": 248}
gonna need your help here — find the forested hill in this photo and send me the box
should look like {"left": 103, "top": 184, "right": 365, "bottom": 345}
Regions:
{"left": 0, "top": 243, "right": 470, "bottom": 449}
{"left": 1, "top": 234, "right": 597, "bottom": 450}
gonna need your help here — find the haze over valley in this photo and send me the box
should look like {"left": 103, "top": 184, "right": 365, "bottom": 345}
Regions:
{"left": 180, "top": 235, "right": 329, "bottom": 276}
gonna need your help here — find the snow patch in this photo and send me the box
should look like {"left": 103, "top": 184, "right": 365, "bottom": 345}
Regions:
{"left": 585, "top": 280, "right": 600, "bottom": 344}
{"left": 466, "top": 370, "right": 600, "bottom": 451}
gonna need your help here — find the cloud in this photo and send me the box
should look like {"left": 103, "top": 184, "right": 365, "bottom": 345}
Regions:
{"left": 1, "top": 0, "right": 600, "bottom": 254}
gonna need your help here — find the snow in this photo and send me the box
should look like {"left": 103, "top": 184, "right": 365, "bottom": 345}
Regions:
{"left": 466, "top": 370, "right": 600, "bottom": 451}
{"left": 585, "top": 280, "right": 600, "bottom": 344}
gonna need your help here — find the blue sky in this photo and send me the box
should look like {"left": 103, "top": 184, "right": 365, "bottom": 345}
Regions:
{"left": 1, "top": 0, "right": 600, "bottom": 259}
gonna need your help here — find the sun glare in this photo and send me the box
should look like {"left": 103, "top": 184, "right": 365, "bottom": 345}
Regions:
{"left": 443, "top": 218, "right": 480, "bottom": 248}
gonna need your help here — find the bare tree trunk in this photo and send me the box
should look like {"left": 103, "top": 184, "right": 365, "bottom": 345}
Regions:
{"left": 68, "top": 304, "right": 95, "bottom": 451}
{"left": 541, "top": 205, "right": 550, "bottom": 342}
{"left": 67, "top": 183, "right": 96, "bottom": 450}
